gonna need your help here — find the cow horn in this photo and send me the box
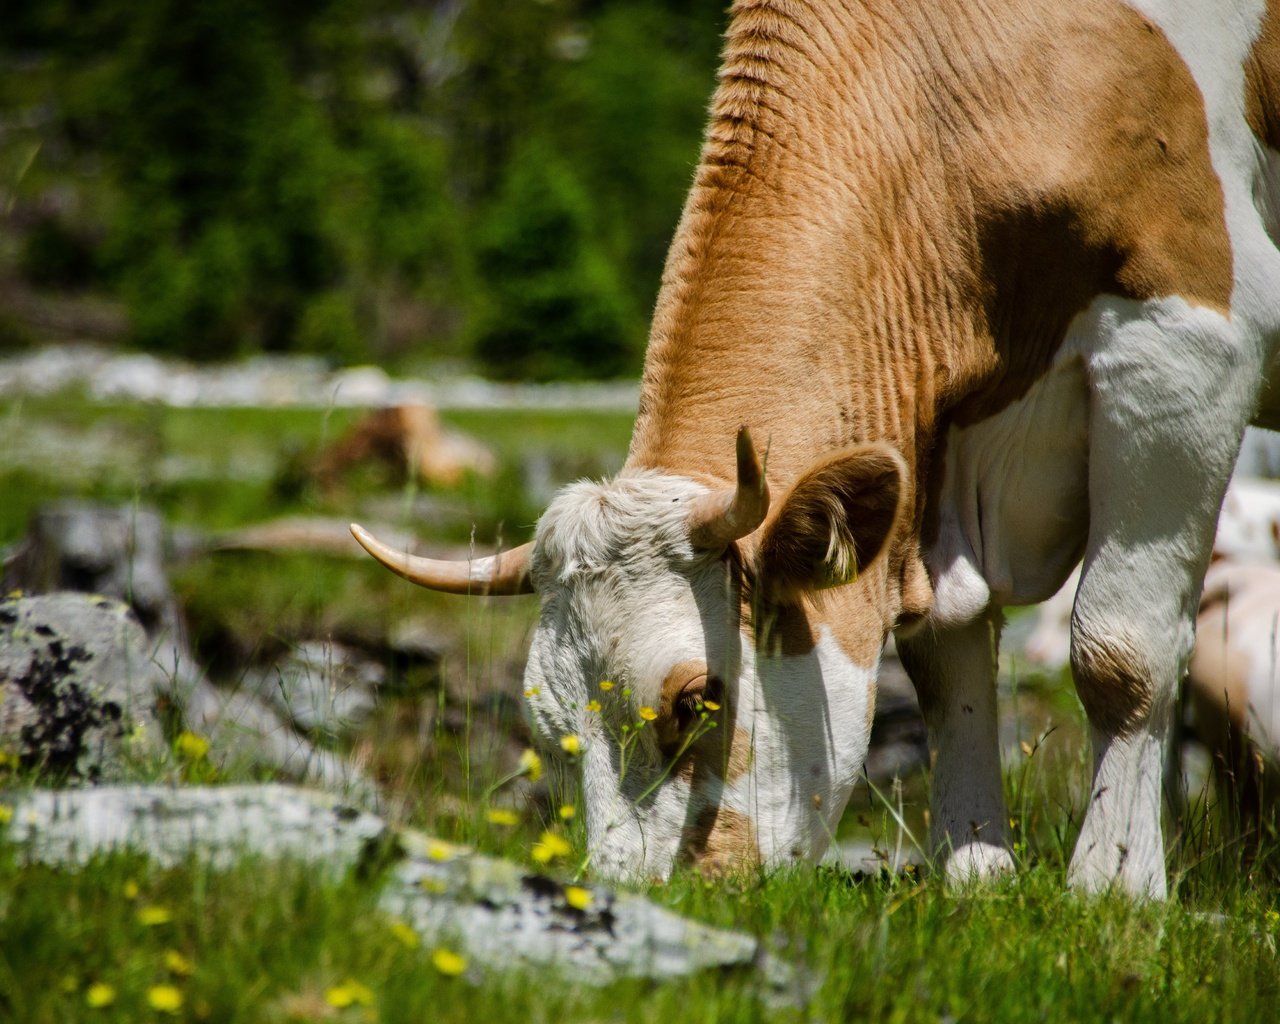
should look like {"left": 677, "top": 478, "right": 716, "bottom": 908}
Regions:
{"left": 688, "top": 425, "right": 770, "bottom": 548}
{"left": 349, "top": 524, "right": 535, "bottom": 595}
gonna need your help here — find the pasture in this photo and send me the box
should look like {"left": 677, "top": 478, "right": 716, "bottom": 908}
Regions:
{"left": 1, "top": 383, "right": 1278, "bottom": 1023}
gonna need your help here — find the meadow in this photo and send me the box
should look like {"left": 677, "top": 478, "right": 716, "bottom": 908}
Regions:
{"left": 1, "top": 390, "right": 1279, "bottom": 1023}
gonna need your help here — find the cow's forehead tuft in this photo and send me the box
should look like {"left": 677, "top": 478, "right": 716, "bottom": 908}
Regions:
{"left": 531, "top": 471, "right": 712, "bottom": 582}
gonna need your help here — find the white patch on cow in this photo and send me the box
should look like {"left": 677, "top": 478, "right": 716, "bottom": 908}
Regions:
{"left": 719, "top": 625, "right": 874, "bottom": 867}
{"left": 520, "top": 470, "right": 878, "bottom": 881}
{"left": 927, "top": 349, "right": 1090, "bottom": 627}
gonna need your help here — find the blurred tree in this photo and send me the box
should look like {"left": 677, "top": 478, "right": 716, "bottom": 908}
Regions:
{"left": 0, "top": 0, "right": 729, "bottom": 377}
{"left": 473, "top": 138, "right": 637, "bottom": 380}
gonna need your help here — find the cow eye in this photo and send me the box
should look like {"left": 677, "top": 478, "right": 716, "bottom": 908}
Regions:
{"left": 670, "top": 676, "right": 724, "bottom": 740}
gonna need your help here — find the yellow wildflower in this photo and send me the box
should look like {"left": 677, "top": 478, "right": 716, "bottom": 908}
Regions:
{"left": 137, "top": 905, "right": 172, "bottom": 926}
{"left": 523, "top": 687, "right": 541, "bottom": 698}
{"left": 585, "top": 699, "right": 602, "bottom": 713}
{"left": 564, "top": 885, "right": 593, "bottom": 911}
{"left": 0, "top": 804, "right": 12, "bottom": 825}
{"left": 148, "top": 985, "right": 183, "bottom": 1014}
{"left": 702, "top": 700, "right": 721, "bottom": 712}
{"left": 325, "top": 979, "right": 374, "bottom": 1008}
{"left": 517, "top": 748, "right": 543, "bottom": 782}
{"left": 122, "top": 879, "right": 139, "bottom": 900}
{"left": 85, "top": 983, "right": 116, "bottom": 1008}
{"left": 486, "top": 808, "right": 520, "bottom": 827}
{"left": 598, "top": 681, "right": 615, "bottom": 692}
{"left": 389, "top": 920, "right": 420, "bottom": 948}
{"left": 558, "top": 804, "right": 576, "bottom": 821}
{"left": 164, "top": 950, "right": 194, "bottom": 976}
{"left": 426, "top": 840, "right": 459, "bottom": 863}
{"left": 531, "top": 830, "right": 573, "bottom": 864}
{"left": 174, "top": 731, "right": 209, "bottom": 761}
{"left": 638, "top": 707, "right": 658, "bottom": 722}
{"left": 560, "top": 734, "right": 582, "bottom": 756}
{"left": 431, "top": 948, "right": 468, "bottom": 977}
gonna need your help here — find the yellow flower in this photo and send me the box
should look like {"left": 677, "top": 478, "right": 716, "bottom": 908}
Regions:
{"left": 702, "top": 700, "right": 721, "bottom": 712}
{"left": 426, "top": 840, "right": 459, "bottom": 863}
{"left": 122, "top": 879, "right": 139, "bottom": 900}
{"left": 638, "top": 707, "right": 657, "bottom": 722}
{"left": 560, "top": 734, "right": 582, "bottom": 756}
{"left": 598, "top": 681, "right": 615, "bottom": 692}
{"left": 564, "top": 885, "right": 593, "bottom": 911}
{"left": 137, "top": 905, "right": 172, "bottom": 926}
{"left": 85, "top": 983, "right": 116, "bottom": 1008}
{"left": 517, "top": 748, "right": 543, "bottom": 782}
{"left": 431, "top": 948, "right": 468, "bottom": 977}
{"left": 531, "top": 830, "right": 573, "bottom": 864}
{"left": 486, "top": 808, "right": 520, "bottom": 827}
{"left": 0, "top": 804, "right": 12, "bottom": 824}
{"left": 147, "top": 985, "right": 183, "bottom": 1014}
{"left": 1266, "top": 909, "right": 1280, "bottom": 928}
{"left": 325, "top": 979, "right": 374, "bottom": 1008}
{"left": 585, "top": 699, "right": 602, "bottom": 713}
{"left": 164, "top": 950, "right": 194, "bottom": 976}
{"left": 389, "top": 920, "right": 420, "bottom": 948}
{"left": 523, "top": 687, "right": 541, "bottom": 698}
{"left": 174, "top": 731, "right": 209, "bottom": 761}
{"left": 558, "top": 804, "right": 576, "bottom": 821}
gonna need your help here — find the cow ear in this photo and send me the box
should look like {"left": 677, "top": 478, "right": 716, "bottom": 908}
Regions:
{"left": 754, "top": 444, "right": 907, "bottom": 602}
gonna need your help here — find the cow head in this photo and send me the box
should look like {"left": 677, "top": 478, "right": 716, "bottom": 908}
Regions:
{"left": 352, "top": 428, "right": 907, "bottom": 881}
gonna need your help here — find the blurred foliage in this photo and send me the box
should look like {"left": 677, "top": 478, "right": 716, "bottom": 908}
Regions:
{"left": 0, "top": 0, "right": 727, "bottom": 376}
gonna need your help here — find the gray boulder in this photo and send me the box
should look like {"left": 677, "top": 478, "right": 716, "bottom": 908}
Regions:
{"left": 4, "top": 784, "right": 802, "bottom": 999}
{"left": 0, "top": 593, "right": 165, "bottom": 780}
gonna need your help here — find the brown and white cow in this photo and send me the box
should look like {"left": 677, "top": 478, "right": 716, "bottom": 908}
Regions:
{"left": 354, "top": 0, "right": 1280, "bottom": 897}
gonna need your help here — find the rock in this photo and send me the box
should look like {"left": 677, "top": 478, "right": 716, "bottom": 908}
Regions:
{"left": 243, "top": 641, "right": 380, "bottom": 737}
{"left": 2, "top": 784, "right": 386, "bottom": 872}
{"left": 179, "top": 681, "right": 379, "bottom": 807}
{"left": 3, "top": 784, "right": 801, "bottom": 999}
{"left": 822, "top": 838, "right": 925, "bottom": 877}
{"left": 385, "top": 837, "right": 800, "bottom": 997}
{"left": 4, "top": 503, "right": 179, "bottom": 635}
{"left": 0, "top": 593, "right": 165, "bottom": 780}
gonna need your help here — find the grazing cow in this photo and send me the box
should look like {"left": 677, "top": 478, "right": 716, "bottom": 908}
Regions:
{"left": 354, "top": 0, "right": 1280, "bottom": 897}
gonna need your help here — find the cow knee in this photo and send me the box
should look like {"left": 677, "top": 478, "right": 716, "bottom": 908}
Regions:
{"left": 1069, "top": 612, "right": 1185, "bottom": 738}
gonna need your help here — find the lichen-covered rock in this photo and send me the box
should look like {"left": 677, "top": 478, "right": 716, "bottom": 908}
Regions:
{"left": 384, "top": 835, "right": 799, "bottom": 995}
{"left": 0, "top": 593, "right": 165, "bottom": 779}
{"left": 2, "top": 784, "right": 801, "bottom": 999}
{"left": 3, "top": 784, "right": 387, "bottom": 872}
{"left": 243, "top": 641, "right": 380, "bottom": 737}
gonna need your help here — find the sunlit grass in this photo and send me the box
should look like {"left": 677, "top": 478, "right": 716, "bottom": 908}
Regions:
{"left": 3, "top": 395, "right": 1280, "bottom": 1021}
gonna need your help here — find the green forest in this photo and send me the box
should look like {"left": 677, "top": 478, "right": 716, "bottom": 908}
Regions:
{"left": 0, "top": 0, "right": 729, "bottom": 379}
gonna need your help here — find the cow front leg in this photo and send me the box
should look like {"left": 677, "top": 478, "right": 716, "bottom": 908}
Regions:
{"left": 1066, "top": 298, "right": 1262, "bottom": 898}
{"left": 898, "top": 605, "right": 1013, "bottom": 883}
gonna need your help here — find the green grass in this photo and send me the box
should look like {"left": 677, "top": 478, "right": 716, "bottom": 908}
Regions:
{"left": 2, "top": 832, "right": 1278, "bottom": 1024}
{"left": 4, "top": 392, "right": 1280, "bottom": 1022}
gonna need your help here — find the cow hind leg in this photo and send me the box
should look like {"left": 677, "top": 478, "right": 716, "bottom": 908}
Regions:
{"left": 1067, "top": 297, "right": 1263, "bottom": 898}
{"left": 898, "top": 605, "right": 1013, "bottom": 884}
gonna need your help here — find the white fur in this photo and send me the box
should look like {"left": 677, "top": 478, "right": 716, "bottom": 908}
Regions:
{"left": 522, "top": 472, "right": 875, "bottom": 881}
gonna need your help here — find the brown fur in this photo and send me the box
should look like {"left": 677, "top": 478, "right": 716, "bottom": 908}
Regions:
{"left": 679, "top": 804, "right": 760, "bottom": 876}
{"left": 626, "top": 0, "right": 1232, "bottom": 670}
{"left": 1071, "top": 621, "right": 1156, "bottom": 737}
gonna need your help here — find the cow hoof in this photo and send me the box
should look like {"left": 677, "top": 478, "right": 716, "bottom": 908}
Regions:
{"left": 942, "top": 842, "right": 1015, "bottom": 887}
